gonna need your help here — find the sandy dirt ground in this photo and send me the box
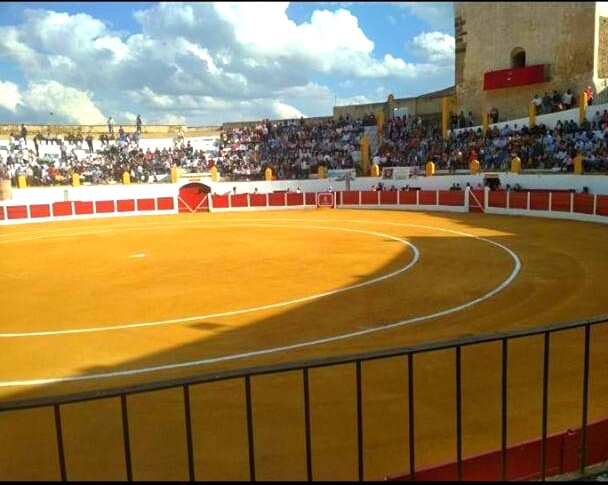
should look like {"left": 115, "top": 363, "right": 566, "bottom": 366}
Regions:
{"left": 0, "top": 209, "right": 606, "bottom": 480}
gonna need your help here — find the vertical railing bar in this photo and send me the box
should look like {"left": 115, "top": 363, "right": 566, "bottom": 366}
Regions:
{"left": 121, "top": 394, "right": 133, "bottom": 482}
{"left": 408, "top": 354, "right": 416, "bottom": 481}
{"left": 455, "top": 346, "right": 463, "bottom": 481}
{"left": 501, "top": 338, "right": 509, "bottom": 481}
{"left": 245, "top": 376, "right": 256, "bottom": 482}
{"left": 540, "top": 332, "right": 551, "bottom": 481}
{"left": 53, "top": 404, "right": 67, "bottom": 481}
{"left": 303, "top": 368, "right": 313, "bottom": 482}
{"left": 356, "top": 361, "right": 364, "bottom": 481}
{"left": 183, "top": 385, "right": 196, "bottom": 481}
{"left": 580, "top": 324, "right": 591, "bottom": 475}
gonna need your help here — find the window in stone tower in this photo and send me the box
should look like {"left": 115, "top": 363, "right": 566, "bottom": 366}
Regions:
{"left": 511, "top": 47, "right": 526, "bottom": 68}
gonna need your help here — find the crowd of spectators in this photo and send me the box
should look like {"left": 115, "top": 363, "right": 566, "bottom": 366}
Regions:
{"left": 2, "top": 99, "right": 608, "bottom": 186}
{"left": 216, "top": 116, "right": 366, "bottom": 181}
{"left": 373, "top": 109, "right": 608, "bottom": 173}
{"left": 0, "top": 128, "right": 211, "bottom": 186}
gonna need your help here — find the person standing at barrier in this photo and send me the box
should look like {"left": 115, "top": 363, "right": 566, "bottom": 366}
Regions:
{"left": 136, "top": 114, "right": 142, "bottom": 134}
{"left": 20, "top": 124, "right": 27, "bottom": 145}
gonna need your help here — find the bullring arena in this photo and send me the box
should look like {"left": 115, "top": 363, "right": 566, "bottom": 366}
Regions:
{"left": 0, "top": 176, "right": 607, "bottom": 480}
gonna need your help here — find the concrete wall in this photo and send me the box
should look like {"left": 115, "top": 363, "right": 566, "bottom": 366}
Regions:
{"left": 454, "top": 2, "right": 596, "bottom": 122}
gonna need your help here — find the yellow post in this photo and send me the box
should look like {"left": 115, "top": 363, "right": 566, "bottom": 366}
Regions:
{"left": 265, "top": 166, "right": 273, "bottom": 181}
{"left": 425, "top": 161, "right": 435, "bottom": 176}
{"left": 18, "top": 174, "right": 27, "bottom": 188}
{"left": 171, "top": 164, "right": 179, "bottom": 183}
{"left": 376, "top": 110, "right": 385, "bottom": 135}
{"left": 528, "top": 102, "right": 536, "bottom": 127}
{"left": 579, "top": 92, "right": 587, "bottom": 125}
{"left": 469, "top": 159, "right": 481, "bottom": 175}
{"left": 122, "top": 171, "right": 130, "bottom": 185}
{"left": 482, "top": 112, "right": 489, "bottom": 135}
{"left": 211, "top": 165, "right": 219, "bottom": 182}
{"left": 317, "top": 165, "right": 326, "bottom": 179}
{"left": 442, "top": 97, "right": 450, "bottom": 140}
{"left": 72, "top": 172, "right": 80, "bottom": 187}
{"left": 360, "top": 135, "right": 370, "bottom": 176}
{"left": 574, "top": 153, "right": 584, "bottom": 174}
{"left": 511, "top": 155, "right": 522, "bottom": 174}
{"left": 371, "top": 163, "right": 380, "bottom": 177}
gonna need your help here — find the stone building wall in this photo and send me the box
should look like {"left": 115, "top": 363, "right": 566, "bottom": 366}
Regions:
{"left": 454, "top": 2, "right": 596, "bottom": 122}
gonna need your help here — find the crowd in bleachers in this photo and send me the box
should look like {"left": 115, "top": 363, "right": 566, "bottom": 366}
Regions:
{"left": 0, "top": 128, "right": 212, "bottom": 186}
{"left": 375, "top": 109, "right": 608, "bottom": 173}
{"left": 2, "top": 97, "right": 608, "bottom": 186}
{"left": 216, "top": 116, "right": 366, "bottom": 181}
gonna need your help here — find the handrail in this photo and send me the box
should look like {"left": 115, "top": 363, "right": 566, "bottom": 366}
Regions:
{"left": 1, "top": 313, "right": 606, "bottom": 413}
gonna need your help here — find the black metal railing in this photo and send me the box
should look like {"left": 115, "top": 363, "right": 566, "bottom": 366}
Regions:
{"left": 0, "top": 314, "right": 607, "bottom": 481}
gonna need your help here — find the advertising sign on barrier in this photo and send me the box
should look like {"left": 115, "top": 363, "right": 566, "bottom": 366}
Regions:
{"left": 382, "top": 167, "right": 414, "bottom": 180}
{"left": 327, "top": 169, "right": 356, "bottom": 181}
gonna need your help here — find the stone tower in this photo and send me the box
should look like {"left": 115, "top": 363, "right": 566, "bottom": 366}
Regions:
{"left": 454, "top": 2, "right": 608, "bottom": 122}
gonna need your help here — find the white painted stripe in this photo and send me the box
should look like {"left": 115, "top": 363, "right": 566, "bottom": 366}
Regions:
{"left": 0, "top": 218, "right": 521, "bottom": 387}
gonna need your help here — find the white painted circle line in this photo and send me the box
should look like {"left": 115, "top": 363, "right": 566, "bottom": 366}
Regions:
{"left": 0, "top": 218, "right": 522, "bottom": 388}
{"left": 0, "top": 224, "right": 419, "bottom": 338}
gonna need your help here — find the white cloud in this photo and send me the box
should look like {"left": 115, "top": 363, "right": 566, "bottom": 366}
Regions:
{"left": 25, "top": 81, "right": 106, "bottom": 124}
{"left": 409, "top": 31, "right": 455, "bottom": 65}
{"left": 272, "top": 101, "right": 305, "bottom": 119}
{"left": 0, "top": 81, "right": 23, "bottom": 111}
{"left": 394, "top": 2, "right": 454, "bottom": 32}
{"left": 0, "top": 3, "right": 455, "bottom": 125}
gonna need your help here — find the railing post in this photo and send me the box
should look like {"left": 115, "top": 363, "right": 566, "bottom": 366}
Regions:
{"left": 303, "top": 368, "right": 313, "bottom": 481}
{"left": 455, "top": 347, "right": 463, "bottom": 481}
{"left": 408, "top": 354, "right": 416, "bottom": 480}
{"left": 540, "top": 332, "right": 551, "bottom": 481}
{"left": 54, "top": 404, "right": 67, "bottom": 481}
{"left": 245, "top": 376, "right": 256, "bottom": 481}
{"left": 120, "top": 395, "right": 133, "bottom": 481}
{"left": 183, "top": 385, "right": 196, "bottom": 481}
{"left": 356, "top": 361, "right": 364, "bottom": 481}
{"left": 580, "top": 325, "right": 591, "bottom": 475}
{"left": 527, "top": 191, "right": 531, "bottom": 211}
{"left": 501, "top": 339, "right": 509, "bottom": 480}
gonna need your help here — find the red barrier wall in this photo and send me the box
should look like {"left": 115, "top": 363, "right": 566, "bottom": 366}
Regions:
{"left": 530, "top": 192, "right": 550, "bottom": 211}
{"left": 156, "top": 197, "right": 174, "bottom": 211}
{"left": 488, "top": 190, "right": 507, "bottom": 208}
{"left": 342, "top": 191, "right": 359, "bottom": 205}
{"left": 136, "top": 198, "right": 155, "bottom": 211}
{"left": 380, "top": 191, "right": 398, "bottom": 205}
{"left": 573, "top": 194, "right": 594, "bottom": 214}
{"left": 386, "top": 418, "right": 608, "bottom": 482}
{"left": 361, "top": 191, "right": 378, "bottom": 205}
{"left": 74, "top": 201, "right": 94, "bottom": 215}
{"left": 418, "top": 190, "right": 437, "bottom": 205}
{"left": 52, "top": 201, "right": 73, "bottom": 217}
{"left": 551, "top": 192, "right": 571, "bottom": 212}
{"left": 95, "top": 200, "right": 115, "bottom": 213}
{"left": 30, "top": 204, "right": 51, "bottom": 218}
{"left": 116, "top": 200, "right": 135, "bottom": 212}
{"left": 508, "top": 192, "right": 528, "bottom": 209}
{"left": 399, "top": 191, "right": 417, "bottom": 205}
{"left": 597, "top": 195, "right": 608, "bottom": 217}
{"left": 439, "top": 191, "right": 465, "bottom": 206}
{"left": 230, "top": 194, "right": 248, "bottom": 208}
{"left": 7, "top": 206, "right": 28, "bottom": 219}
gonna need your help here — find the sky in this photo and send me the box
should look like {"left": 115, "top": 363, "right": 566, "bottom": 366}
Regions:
{"left": 0, "top": 2, "right": 455, "bottom": 126}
